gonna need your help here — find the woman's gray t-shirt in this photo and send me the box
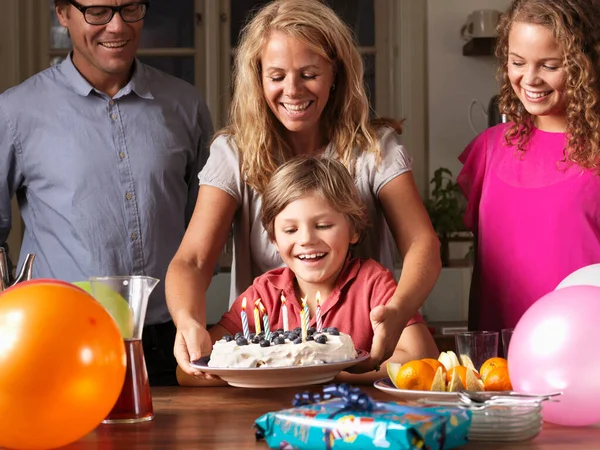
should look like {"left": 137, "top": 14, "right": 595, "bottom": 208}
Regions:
{"left": 198, "top": 127, "right": 412, "bottom": 306}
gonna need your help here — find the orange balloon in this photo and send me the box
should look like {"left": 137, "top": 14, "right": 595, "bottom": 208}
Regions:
{"left": 0, "top": 280, "right": 126, "bottom": 450}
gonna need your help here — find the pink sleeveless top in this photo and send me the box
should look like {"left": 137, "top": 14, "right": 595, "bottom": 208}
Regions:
{"left": 458, "top": 123, "right": 600, "bottom": 331}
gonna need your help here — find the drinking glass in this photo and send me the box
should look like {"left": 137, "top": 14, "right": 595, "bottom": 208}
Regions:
{"left": 454, "top": 331, "right": 499, "bottom": 372}
{"left": 501, "top": 328, "right": 514, "bottom": 358}
{"left": 90, "top": 275, "right": 159, "bottom": 424}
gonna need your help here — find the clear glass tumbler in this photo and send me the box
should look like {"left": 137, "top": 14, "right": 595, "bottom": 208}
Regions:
{"left": 501, "top": 328, "right": 514, "bottom": 358}
{"left": 455, "top": 331, "right": 499, "bottom": 372}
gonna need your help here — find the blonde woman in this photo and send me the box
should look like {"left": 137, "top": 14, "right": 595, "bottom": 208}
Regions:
{"left": 167, "top": 0, "right": 441, "bottom": 376}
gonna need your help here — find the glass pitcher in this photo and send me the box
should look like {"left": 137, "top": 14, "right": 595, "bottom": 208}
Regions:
{"left": 89, "top": 275, "right": 159, "bottom": 424}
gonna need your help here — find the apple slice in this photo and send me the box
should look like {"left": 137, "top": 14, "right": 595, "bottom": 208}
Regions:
{"left": 447, "top": 351, "right": 461, "bottom": 369}
{"left": 438, "top": 351, "right": 461, "bottom": 372}
{"left": 438, "top": 352, "right": 453, "bottom": 371}
{"left": 386, "top": 362, "right": 402, "bottom": 388}
{"left": 460, "top": 354, "right": 477, "bottom": 373}
{"left": 430, "top": 366, "right": 446, "bottom": 391}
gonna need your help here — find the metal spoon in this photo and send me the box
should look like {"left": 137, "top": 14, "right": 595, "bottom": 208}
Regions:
{"left": 457, "top": 390, "right": 561, "bottom": 405}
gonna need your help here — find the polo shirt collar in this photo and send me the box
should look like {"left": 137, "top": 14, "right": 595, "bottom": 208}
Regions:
{"left": 59, "top": 53, "right": 153, "bottom": 100}
{"left": 263, "top": 254, "right": 360, "bottom": 316}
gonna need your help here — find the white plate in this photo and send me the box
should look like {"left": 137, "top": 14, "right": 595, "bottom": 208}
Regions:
{"left": 373, "top": 378, "right": 459, "bottom": 402}
{"left": 190, "top": 349, "right": 369, "bottom": 388}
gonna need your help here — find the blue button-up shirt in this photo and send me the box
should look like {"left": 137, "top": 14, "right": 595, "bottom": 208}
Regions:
{"left": 0, "top": 55, "right": 213, "bottom": 325}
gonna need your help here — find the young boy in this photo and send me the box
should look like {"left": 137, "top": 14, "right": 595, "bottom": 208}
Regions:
{"left": 178, "top": 156, "right": 438, "bottom": 385}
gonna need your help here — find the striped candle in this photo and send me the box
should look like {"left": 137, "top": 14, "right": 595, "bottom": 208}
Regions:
{"left": 253, "top": 299, "right": 262, "bottom": 334}
{"left": 259, "top": 302, "right": 271, "bottom": 340}
{"left": 302, "top": 296, "right": 310, "bottom": 327}
{"left": 300, "top": 310, "right": 307, "bottom": 342}
{"left": 315, "top": 291, "right": 323, "bottom": 332}
{"left": 301, "top": 296, "right": 309, "bottom": 341}
{"left": 241, "top": 297, "right": 250, "bottom": 340}
{"left": 281, "top": 293, "right": 289, "bottom": 331}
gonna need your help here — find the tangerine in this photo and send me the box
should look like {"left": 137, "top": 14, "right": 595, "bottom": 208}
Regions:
{"left": 446, "top": 366, "right": 481, "bottom": 386}
{"left": 394, "top": 360, "right": 435, "bottom": 391}
{"left": 480, "top": 357, "right": 508, "bottom": 381}
{"left": 483, "top": 366, "right": 513, "bottom": 391}
{"left": 421, "top": 358, "right": 447, "bottom": 377}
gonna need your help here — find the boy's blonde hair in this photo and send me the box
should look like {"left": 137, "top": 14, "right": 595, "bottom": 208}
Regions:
{"left": 261, "top": 155, "right": 368, "bottom": 242}
{"left": 496, "top": 0, "right": 600, "bottom": 172}
{"left": 217, "top": 0, "right": 402, "bottom": 194}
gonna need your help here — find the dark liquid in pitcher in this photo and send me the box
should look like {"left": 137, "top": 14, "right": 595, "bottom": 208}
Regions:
{"left": 105, "top": 339, "right": 153, "bottom": 422}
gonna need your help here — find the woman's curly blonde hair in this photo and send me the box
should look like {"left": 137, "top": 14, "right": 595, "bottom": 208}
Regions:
{"left": 496, "top": 0, "right": 600, "bottom": 172}
{"left": 216, "top": 0, "right": 401, "bottom": 194}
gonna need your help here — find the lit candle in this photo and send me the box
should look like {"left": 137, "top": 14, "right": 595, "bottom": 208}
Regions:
{"left": 259, "top": 302, "right": 271, "bottom": 340}
{"left": 241, "top": 297, "right": 250, "bottom": 340}
{"left": 302, "top": 295, "right": 310, "bottom": 331}
{"left": 281, "top": 293, "right": 289, "bottom": 332}
{"left": 253, "top": 299, "right": 262, "bottom": 334}
{"left": 315, "top": 291, "right": 323, "bottom": 332}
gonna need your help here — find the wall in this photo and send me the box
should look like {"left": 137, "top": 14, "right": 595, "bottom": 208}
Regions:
{"left": 418, "top": 0, "right": 511, "bottom": 323}
{"left": 427, "top": 0, "right": 511, "bottom": 179}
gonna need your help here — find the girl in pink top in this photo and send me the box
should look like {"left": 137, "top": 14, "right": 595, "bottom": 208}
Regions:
{"left": 458, "top": 0, "right": 600, "bottom": 332}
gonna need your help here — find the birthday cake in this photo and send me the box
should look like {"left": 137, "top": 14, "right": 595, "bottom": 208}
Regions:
{"left": 208, "top": 327, "right": 357, "bottom": 368}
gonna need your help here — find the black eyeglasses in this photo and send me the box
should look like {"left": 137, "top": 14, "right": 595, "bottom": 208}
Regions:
{"left": 68, "top": 0, "right": 149, "bottom": 26}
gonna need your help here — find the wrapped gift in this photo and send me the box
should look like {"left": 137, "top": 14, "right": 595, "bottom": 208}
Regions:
{"left": 255, "top": 384, "right": 471, "bottom": 450}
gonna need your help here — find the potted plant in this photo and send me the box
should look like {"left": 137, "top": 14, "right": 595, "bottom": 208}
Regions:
{"left": 424, "top": 168, "right": 471, "bottom": 266}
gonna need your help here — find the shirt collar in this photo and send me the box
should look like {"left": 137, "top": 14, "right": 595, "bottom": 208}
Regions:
{"left": 264, "top": 254, "right": 360, "bottom": 297}
{"left": 59, "top": 53, "right": 154, "bottom": 100}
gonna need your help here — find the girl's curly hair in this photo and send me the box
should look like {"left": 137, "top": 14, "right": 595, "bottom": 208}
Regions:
{"left": 216, "top": 0, "right": 402, "bottom": 194}
{"left": 495, "top": 0, "right": 600, "bottom": 172}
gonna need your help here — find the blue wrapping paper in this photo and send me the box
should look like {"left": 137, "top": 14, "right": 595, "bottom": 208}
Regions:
{"left": 255, "top": 384, "right": 471, "bottom": 450}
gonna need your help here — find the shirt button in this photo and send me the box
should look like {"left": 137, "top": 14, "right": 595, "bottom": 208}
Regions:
{"left": 111, "top": 113, "right": 117, "bottom": 120}
{"left": 131, "top": 232, "right": 137, "bottom": 241}
{"left": 119, "top": 152, "right": 126, "bottom": 159}
{"left": 125, "top": 192, "right": 132, "bottom": 200}
{"left": 109, "top": 100, "right": 115, "bottom": 106}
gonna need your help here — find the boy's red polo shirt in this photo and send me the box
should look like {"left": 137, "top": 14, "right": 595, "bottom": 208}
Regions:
{"left": 217, "top": 257, "right": 424, "bottom": 352}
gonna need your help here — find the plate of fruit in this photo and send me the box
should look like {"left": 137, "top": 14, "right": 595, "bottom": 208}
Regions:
{"left": 374, "top": 351, "right": 512, "bottom": 402}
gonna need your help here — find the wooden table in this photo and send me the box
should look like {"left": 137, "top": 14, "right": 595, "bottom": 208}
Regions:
{"left": 61, "top": 386, "right": 600, "bottom": 450}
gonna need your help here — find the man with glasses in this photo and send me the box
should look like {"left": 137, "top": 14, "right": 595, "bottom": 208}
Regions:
{"left": 0, "top": 0, "right": 214, "bottom": 386}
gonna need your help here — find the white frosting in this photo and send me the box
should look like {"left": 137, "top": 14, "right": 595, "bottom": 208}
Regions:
{"left": 208, "top": 332, "right": 357, "bottom": 368}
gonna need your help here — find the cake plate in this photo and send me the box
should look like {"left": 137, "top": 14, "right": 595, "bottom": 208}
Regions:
{"left": 190, "top": 349, "right": 369, "bottom": 388}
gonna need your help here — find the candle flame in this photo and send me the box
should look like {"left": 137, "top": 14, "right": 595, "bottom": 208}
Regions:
{"left": 301, "top": 296, "right": 307, "bottom": 307}
{"left": 255, "top": 298, "right": 262, "bottom": 307}
{"left": 242, "top": 297, "right": 247, "bottom": 310}
{"left": 280, "top": 292, "right": 286, "bottom": 305}
{"left": 316, "top": 291, "right": 321, "bottom": 306}
{"left": 259, "top": 302, "right": 266, "bottom": 314}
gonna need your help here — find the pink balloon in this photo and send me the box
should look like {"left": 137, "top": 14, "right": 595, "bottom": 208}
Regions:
{"left": 508, "top": 285, "right": 600, "bottom": 426}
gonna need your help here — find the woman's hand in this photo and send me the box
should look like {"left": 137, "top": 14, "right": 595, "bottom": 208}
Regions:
{"left": 166, "top": 185, "right": 238, "bottom": 372}
{"left": 368, "top": 303, "right": 404, "bottom": 367}
{"left": 174, "top": 317, "right": 213, "bottom": 376}
{"left": 176, "top": 365, "right": 227, "bottom": 386}
{"left": 347, "top": 304, "right": 404, "bottom": 373}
